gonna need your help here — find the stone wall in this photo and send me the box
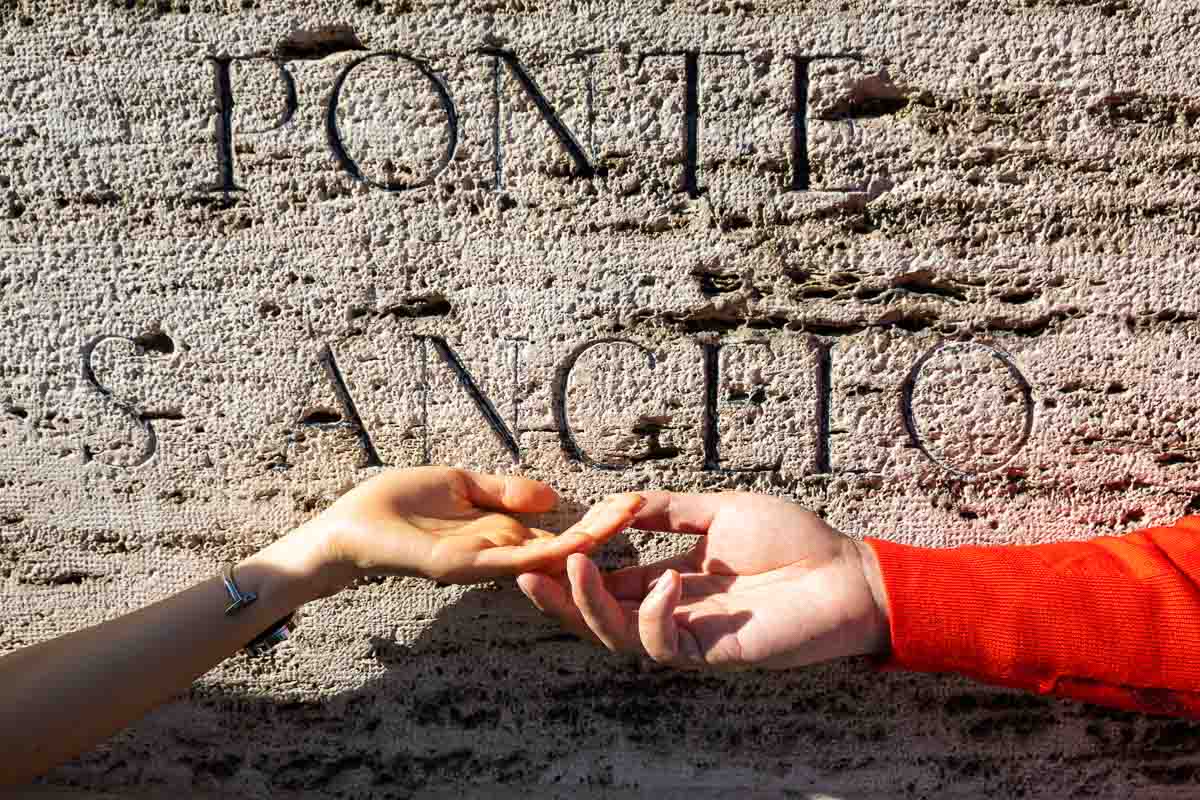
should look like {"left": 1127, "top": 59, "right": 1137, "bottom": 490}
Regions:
{"left": 4, "top": 0, "right": 1200, "bottom": 796}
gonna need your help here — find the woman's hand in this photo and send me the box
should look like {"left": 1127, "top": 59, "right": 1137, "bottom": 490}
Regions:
{"left": 516, "top": 491, "right": 890, "bottom": 669}
{"left": 278, "top": 466, "right": 644, "bottom": 601}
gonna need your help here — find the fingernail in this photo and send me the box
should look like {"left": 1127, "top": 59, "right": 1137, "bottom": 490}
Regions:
{"left": 603, "top": 492, "right": 645, "bottom": 511}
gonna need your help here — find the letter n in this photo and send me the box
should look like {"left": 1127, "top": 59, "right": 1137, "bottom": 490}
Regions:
{"left": 481, "top": 49, "right": 597, "bottom": 190}
{"left": 417, "top": 336, "right": 520, "bottom": 463}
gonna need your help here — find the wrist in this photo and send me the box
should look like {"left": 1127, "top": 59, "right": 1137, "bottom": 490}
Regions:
{"left": 852, "top": 538, "right": 892, "bottom": 657}
{"left": 241, "top": 522, "right": 356, "bottom": 607}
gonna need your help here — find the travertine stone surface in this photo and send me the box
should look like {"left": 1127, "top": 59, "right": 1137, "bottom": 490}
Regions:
{"left": 4, "top": 0, "right": 1200, "bottom": 796}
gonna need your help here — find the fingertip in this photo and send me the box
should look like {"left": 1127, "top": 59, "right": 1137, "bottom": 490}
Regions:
{"left": 567, "top": 551, "right": 590, "bottom": 578}
{"left": 516, "top": 572, "right": 538, "bottom": 596}
{"left": 561, "top": 531, "right": 592, "bottom": 549}
{"left": 605, "top": 492, "right": 646, "bottom": 513}
{"left": 526, "top": 481, "right": 560, "bottom": 513}
{"left": 566, "top": 552, "right": 601, "bottom": 598}
{"left": 568, "top": 492, "right": 645, "bottom": 545}
{"left": 648, "top": 569, "right": 677, "bottom": 602}
{"left": 639, "top": 567, "right": 680, "bottom": 663}
{"left": 657, "top": 569, "right": 675, "bottom": 595}
{"left": 627, "top": 491, "right": 720, "bottom": 535}
{"left": 460, "top": 470, "right": 559, "bottom": 513}
{"left": 517, "top": 572, "right": 548, "bottom": 612}
{"left": 508, "top": 476, "right": 558, "bottom": 513}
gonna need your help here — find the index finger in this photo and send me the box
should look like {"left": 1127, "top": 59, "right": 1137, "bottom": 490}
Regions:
{"left": 470, "top": 531, "right": 593, "bottom": 576}
{"left": 631, "top": 491, "right": 724, "bottom": 534}
{"left": 457, "top": 470, "right": 559, "bottom": 513}
{"left": 562, "top": 493, "right": 646, "bottom": 547}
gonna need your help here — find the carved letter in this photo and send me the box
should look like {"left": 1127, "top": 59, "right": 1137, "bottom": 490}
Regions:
{"left": 80, "top": 333, "right": 179, "bottom": 468}
{"left": 417, "top": 336, "right": 519, "bottom": 463}
{"left": 481, "top": 49, "right": 597, "bottom": 190}
{"left": 554, "top": 339, "right": 658, "bottom": 470}
{"left": 810, "top": 336, "right": 833, "bottom": 474}
{"left": 206, "top": 56, "right": 298, "bottom": 203}
{"left": 701, "top": 340, "right": 780, "bottom": 473}
{"left": 300, "top": 345, "right": 384, "bottom": 469}
{"left": 638, "top": 51, "right": 744, "bottom": 199}
{"left": 326, "top": 52, "right": 459, "bottom": 192}
{"left": 901, "top": 342, "right": 1035, "bottom": 476}
{"left": 790, "top": 54, "right": 863, "bottom": 192}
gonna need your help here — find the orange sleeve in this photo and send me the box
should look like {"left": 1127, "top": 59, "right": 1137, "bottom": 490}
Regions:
{"left": 864, "top": 517, "right": 1200, "bottom": 719}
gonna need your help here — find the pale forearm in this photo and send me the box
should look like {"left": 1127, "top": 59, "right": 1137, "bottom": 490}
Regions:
{"left": 0, "top": 468, "right": 633, "bottom": 785}
{"left": 0, "top": 530, "right": 328, "bottom": 786}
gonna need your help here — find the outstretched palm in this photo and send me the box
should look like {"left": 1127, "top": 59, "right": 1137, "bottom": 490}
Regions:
{"left": 517, "top": 491, "right": 888, "bottom": 669}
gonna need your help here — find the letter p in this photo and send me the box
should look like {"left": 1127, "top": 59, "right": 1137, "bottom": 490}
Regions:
{"left": 205, "top": 56, "right": 299, "bottom": 204}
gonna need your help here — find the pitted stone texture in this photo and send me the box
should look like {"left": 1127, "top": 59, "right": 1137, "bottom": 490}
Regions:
{"left": 4, "top": 1, "right": 1200, "bottom": 797}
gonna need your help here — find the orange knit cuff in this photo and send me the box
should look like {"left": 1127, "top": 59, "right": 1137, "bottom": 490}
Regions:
{"left": 864, "top": 522, "right": 1200, "bottom": 703}
{"left": 863, "top": 537, "right": 1049, "bottom": 692}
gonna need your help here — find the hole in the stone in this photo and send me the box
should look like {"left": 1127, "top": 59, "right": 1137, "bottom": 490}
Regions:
{"left": 276, "top": 24, "right": 367, "bottom": 60}
{"left": 381, "top": 295, "right": 452, "bottom": 319}
{"left": 694, "top": 271, "right": 741, "bottom": 296}
{"left": 134, "top": 331, "right": 175, "bottom": 355}
{"left": 50, "top": 570, "right": 91, "bottom": 586}
{"left": 301, "top": 409, "right": 343, "bottom": 425}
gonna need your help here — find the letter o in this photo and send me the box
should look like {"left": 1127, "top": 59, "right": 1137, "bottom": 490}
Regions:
{"left": 902, "top": 341, "right": 1034, "bottom": 477}
{"left": 325, "top": 51, "right": 459, "bottom": 191}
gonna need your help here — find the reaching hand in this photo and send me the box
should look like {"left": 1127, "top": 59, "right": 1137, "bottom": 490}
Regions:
{"left": 282, "top": 467, "right": 644, "bottom": 599}
{"left": 516, "top": 491, "right": 891, "bottom": 669}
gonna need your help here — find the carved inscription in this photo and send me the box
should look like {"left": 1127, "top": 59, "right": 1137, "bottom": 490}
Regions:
{"left": 555, "top": 338, "right": 659, "bottom": 470}
{"left": 204, "top": 45, "right": 875, "bottom": 203}
{"left": 80, "top": 333, "right": 181, "bottom": 468}
{"left": 485, "top": 49, "right": 597, "bottom": 189}
{"left": 76, "top": 329, "right": 1038, "bottom": 478}
{"left": 207, "top": 56, "right": 298, "bottom": 202}
{"left": 420, "top": 336, "right": 521, "bottom": 463}
{"left": 701, "top": 340, "right": 782, "bottom": 473}
{"left": 326, "top": 52, "right": 459, "bottom": 192}
{"left": 309, "top": 344, "right": 384, "bottom": 469}
{"left": 790, "top": 54, "right": 865, "bottom": 192}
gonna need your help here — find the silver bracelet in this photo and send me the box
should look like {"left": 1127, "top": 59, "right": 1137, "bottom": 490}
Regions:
{"left": 221, "top": 563, "right": 257, "bottom": 615}
{"left": 220, "top": 563, "right": 297, "bottom": 655}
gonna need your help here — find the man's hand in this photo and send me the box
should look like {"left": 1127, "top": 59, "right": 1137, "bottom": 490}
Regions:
{"left": 281, "top": 467, "right": 644, "bottom": 599}
{"left": 517, "top": 491, "right": 891, "bottom": 669}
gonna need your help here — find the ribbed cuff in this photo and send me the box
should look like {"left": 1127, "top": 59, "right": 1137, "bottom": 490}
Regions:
{"left": 864, "top": 522, "right": 1200, "bottom": 712}
{"left": 863, "top": 537, "right": 1048, "bottom": 692}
